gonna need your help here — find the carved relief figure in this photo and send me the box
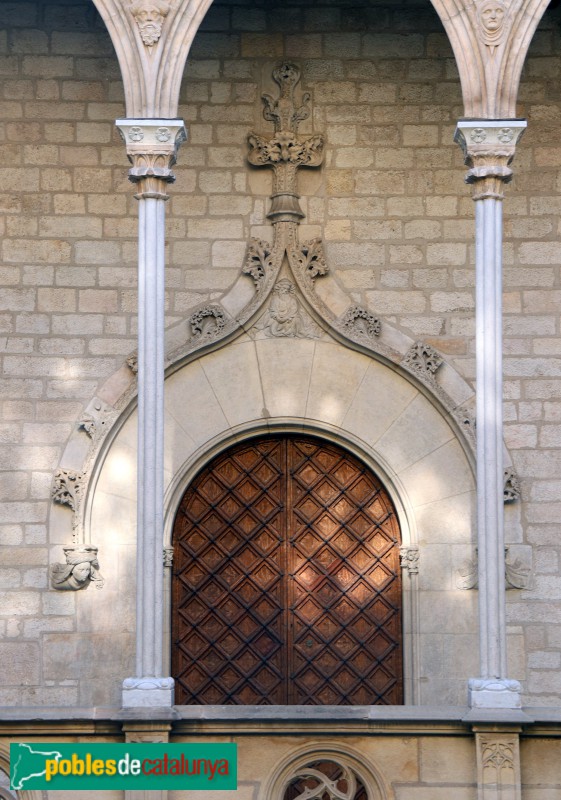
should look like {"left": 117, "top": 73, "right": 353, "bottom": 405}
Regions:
{"left": 477, "top": 0, "right": 508, "bottom": 50}
{"left": 129, "top": 0, "right": 171, "bottom": 47}
{"left": 50, "top": 545, "right": 104, "bottom": 591}
{"left": 259, "top": 279, "right": 321, "bottom": 338}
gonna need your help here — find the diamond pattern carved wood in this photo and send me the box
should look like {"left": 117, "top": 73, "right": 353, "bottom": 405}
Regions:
{"left": 172, "top": 435, "right": 402, "bottom": 704}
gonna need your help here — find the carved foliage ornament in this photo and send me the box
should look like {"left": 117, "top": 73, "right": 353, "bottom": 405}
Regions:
{"left": 50, "top": 545, "right": 104, "bottom": 591}
{"left": 503, "top": 467, "right": 521, "bottom": 502}
{"left": 52, "top": 469, "right": 84, "bottom": 516}
{"left": 189, "top": 305, "right": 226, "bottom": 341}
{"left": 402, "top": 341, "right": 443, "bottom": 380}
{"left": 243, "top": 238, "right": 274, "bottom": 287}
{"left": 291, "top": 238, "right": 328, "bottom": 282}
{"left": 129, "top": 0, "right": 171, "bottom": 47}
{"left": 263, "top": 62, "right": 311, "bottom": 134}
{"left": 341, "top": 306, "right": 381, "bottom": 342}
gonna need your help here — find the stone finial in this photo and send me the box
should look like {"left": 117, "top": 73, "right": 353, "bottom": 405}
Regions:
{"left": 50, "top": 544, "right": 104, "bottom": 591}
{"left": 248, "top": 63, "right": 324, "bottom": 223}
{"left": 261, "top": 63, "right": 311, "bottom": 134}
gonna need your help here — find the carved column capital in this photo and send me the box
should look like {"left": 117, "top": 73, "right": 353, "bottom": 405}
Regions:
{"left": 400, "top": 545, "right": 420, "bottom": 576}
{"left": 116, "top": 118, "right": 187, "bottom": 199}
{"left": 454, "top": 120, "right": 526, "bottom": 200}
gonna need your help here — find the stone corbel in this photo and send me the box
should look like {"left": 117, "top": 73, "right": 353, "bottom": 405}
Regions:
{"left": 50, "top": 544, "right": 104, "bottom": 591}
{"left": 454, "top": 121, "right": 526, "bottom": 199}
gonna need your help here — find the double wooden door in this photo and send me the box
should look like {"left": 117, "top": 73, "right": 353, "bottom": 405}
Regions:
{"left": 172, "top": 435, "right": 403, "bottom": 704}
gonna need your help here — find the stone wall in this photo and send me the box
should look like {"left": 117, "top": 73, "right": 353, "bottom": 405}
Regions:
{"left": 1, "top": 0, "right": 561, "bottom": 707}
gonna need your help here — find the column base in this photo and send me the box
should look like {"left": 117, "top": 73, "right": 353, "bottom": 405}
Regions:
{"left": 468, "top": 678, "right": 522, "bottom": 709}
{"left": 122, "top": 677, "right": 174, "bottom": 708}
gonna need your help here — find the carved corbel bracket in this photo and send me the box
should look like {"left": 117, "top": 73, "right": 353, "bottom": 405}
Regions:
{"left": 50, "top": 544, "right": 104, "bottom": 591}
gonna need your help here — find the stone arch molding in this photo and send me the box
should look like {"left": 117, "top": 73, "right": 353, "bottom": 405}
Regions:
{"left": 261, "top": 741, "right": 393, "bottom": 800}
{"left": 51, "top": 301, "right": 484, "bottom": 703}
{"left": 91, "top": 0, "right": 552, "bottom": 118}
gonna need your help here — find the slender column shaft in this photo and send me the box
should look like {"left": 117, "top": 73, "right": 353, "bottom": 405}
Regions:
{"left": 136, "top": 195, "right": 166, "bottom": 677}
{"left": 475, "top": 195, "right": 506, "bottom": 679}
{"left": 455, "top": 119, "right": 526, "bottom": 709}
{"left": 116, "top": 119, "right": 186, "bottom": 708}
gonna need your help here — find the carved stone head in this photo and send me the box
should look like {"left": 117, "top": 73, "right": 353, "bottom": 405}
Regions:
{"left": 129, "top": 0, "right": 171, "bottom": 47}
{"left": 50, "top": 545, "right": 104, "bottom": 591}
{"left": 477, "top": 0, "right": 507, "bottom": 46}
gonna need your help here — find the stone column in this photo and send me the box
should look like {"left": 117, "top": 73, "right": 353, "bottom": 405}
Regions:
{"left": 116, "top": 119, "right": 186, "bottom": 707}
{"left": 455, "top": 120, "right": 526, "bottom": 709}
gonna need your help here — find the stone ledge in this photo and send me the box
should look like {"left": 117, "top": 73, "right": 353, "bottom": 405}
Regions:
{"left": 0, "top": 704, "right": 552, "bottom": 726}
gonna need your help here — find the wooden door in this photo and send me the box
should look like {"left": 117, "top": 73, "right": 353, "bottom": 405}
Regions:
{"left": 172, "top": 435, "right": 402, "bottom": 704}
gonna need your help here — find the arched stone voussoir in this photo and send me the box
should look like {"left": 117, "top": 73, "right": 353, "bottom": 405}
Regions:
{"left": 92, "top": 0, "right": 215, "bottom": 117}
{"left": 429, "top": 0, "right": 552, "bottom": 117}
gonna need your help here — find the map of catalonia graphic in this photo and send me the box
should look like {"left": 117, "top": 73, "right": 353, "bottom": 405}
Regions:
{"left": 11, "top": 743, "right": 63, "bottom": 790}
